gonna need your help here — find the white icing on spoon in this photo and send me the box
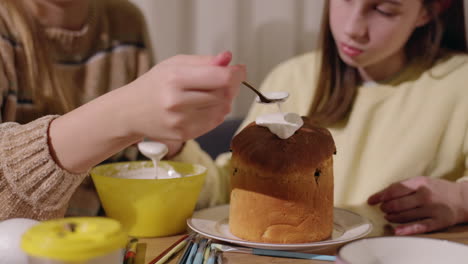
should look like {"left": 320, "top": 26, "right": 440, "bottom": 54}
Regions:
{"left": 137, "top": 141, "right": 168, "bottom": 179}
{"left": 254, "top": 91, "right": 289, "bottom": 104}
{"left": 254, "top": 90, "right": 303, "bottom": 139}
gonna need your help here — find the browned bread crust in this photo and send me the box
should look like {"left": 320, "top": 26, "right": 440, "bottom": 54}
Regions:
{"left": 229, "top": 117, "right": 336, "bottom": 243}
{"left": 231, "top": 118, "right": 336, "bottom": 175}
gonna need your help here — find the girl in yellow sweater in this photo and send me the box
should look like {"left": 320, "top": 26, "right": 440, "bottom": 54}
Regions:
{"left": 178, "top": 0, "right": 468, "bottom": 236}
{"left": 240, "top": 0, "right": 468, "bottom": 236}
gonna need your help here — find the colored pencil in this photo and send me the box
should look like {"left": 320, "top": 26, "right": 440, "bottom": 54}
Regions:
{"left": 211, "top": 243, "right": 336, "bottom": 262}
{"left": 202, "top": 240, "right": 212, "bottom": 264}
{"left": 148, "top": 235, "right": 189, "bottom": 264}
{"left": 205, "top": 248, "right": 217, "bottom": 264}
{"left": 253, "top": 248, "right": 336, "bottom": 261}
{"left": 177, "top": 235, "right": 196, "bottom": 264}
{"left": 123, "top": 238, "right": 138, "bottom": 264}
{"left": 185, "top": 236, "right": 200, "bottom": 264}
{"left": 192, "top": 238, "right": 208, "bottom": 264}
{"left": 153, "top": 238, "right": 188, "bottom": 264}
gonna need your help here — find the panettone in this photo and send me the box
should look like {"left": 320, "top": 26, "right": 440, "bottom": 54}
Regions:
{"left": 229, "top": 117, "right": 336, "bottom": 243}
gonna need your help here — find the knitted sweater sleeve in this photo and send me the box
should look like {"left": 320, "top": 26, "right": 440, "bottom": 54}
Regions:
{"left": 0, "top": 19, "right": 18, "bottom": 123}
{"left": 458, "top": 108, "right": 468, "bottom": 182}
{"left": 0, "top": 115, "right": 88, "bottom": 220}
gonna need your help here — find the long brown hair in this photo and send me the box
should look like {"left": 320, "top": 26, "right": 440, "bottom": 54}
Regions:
{"left": 3, "top": 0, "right": 72, "bottom": 114}
{"left": 310, "top": 0, "right": 467, "bottom": 126}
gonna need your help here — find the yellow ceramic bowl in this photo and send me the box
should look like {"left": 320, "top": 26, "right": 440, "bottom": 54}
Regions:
{"left": 91, "top": 161, "right": 206, "bottom": 237}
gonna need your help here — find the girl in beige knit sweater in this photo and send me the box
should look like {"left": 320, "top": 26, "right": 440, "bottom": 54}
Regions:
{"left": 0, "top": 38, "right": 246, "bottom": 221}
{"left": 0, "top": 0, "right": 156, "bottom": 217}
{"left": 0, "top": 0, "right": 249, "bottom": 220}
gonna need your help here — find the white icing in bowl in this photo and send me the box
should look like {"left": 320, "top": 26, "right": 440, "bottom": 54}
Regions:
{"left": 114, "top": 166, "right": 182, "bottom": 180}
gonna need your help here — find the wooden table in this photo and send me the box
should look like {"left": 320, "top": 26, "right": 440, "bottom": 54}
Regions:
{"left": 135, "top": 224, "right": 468, "bottom": 264}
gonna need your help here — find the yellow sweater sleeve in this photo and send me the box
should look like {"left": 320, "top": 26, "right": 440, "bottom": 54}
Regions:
{"left": 456, "top": 124, "right": 468, "bottom": 182}
{"left": 171, "top": 140, "right": 230, "bottom": 209}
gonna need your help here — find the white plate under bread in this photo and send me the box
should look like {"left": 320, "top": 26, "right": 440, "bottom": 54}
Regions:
{"left": 187, "top": 204, "right": 372, "bottom": 251}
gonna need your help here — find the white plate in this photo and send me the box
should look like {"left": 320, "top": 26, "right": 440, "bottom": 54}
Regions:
{"left": 187, "top": 204, "right": 373, "bottom": 251}
{"left": 336, "top": 236, "right": 468, "bottom": 264}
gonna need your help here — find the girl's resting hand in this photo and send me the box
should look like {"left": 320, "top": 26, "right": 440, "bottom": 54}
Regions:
{"left": 368, "top": 176, "right": 468, "bottom": 235}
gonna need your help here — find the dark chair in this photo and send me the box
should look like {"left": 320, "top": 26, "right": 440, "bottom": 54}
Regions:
{"left": 195, "top": 118, "right": 243, "bottom": 159}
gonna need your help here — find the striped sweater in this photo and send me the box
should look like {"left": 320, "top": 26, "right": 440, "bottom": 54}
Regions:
{"left": 0, "top": 0, "right": 152, "bottom": 220}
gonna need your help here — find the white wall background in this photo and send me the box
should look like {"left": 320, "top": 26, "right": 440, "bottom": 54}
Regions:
{"left": 129, "top": 0, "right": 325, "bottom": 119}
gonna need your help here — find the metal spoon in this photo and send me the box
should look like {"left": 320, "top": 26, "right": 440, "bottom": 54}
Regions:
{"left": 242, "top": 81, "right": 289, "bottom": 104}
